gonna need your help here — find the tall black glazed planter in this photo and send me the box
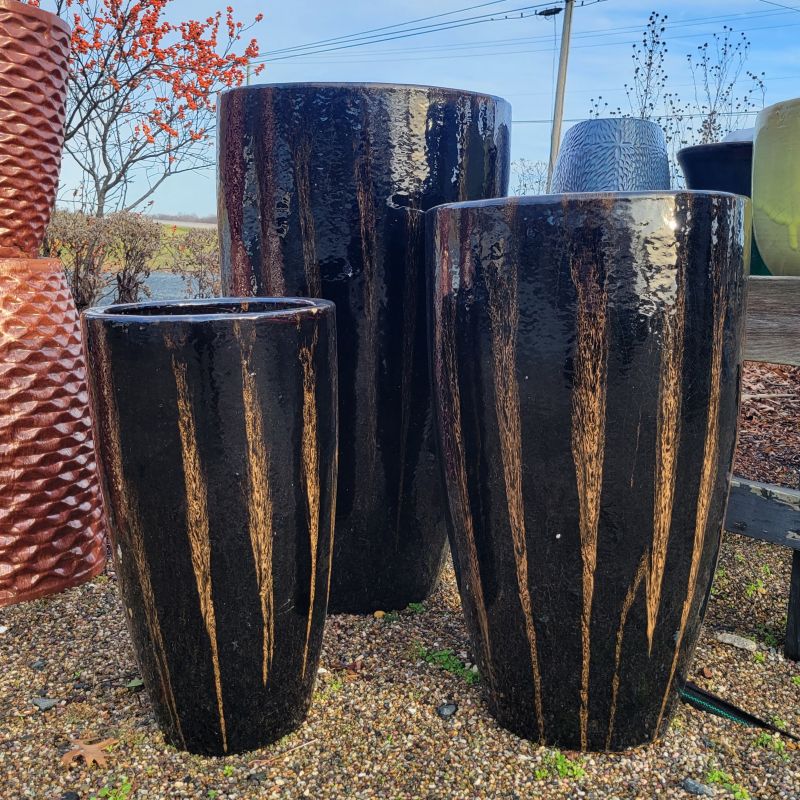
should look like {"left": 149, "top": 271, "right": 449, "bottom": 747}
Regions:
{"left": 83, "top": 298, "right": 338, "bottom": 756}
{"left": 217, "top": 82, "right": 511, "bottom": 613}
{"left": 427, "top": 193, "right": 748, "bottom": 751}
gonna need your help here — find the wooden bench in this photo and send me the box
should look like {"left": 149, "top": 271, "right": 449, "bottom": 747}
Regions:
{"left": 726, "top": 276, "right": 800, "bottom": 660}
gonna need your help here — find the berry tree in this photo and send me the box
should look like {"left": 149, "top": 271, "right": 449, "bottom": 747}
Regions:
{"left": 27, "top": 0, "right": 264, "bottom": 215}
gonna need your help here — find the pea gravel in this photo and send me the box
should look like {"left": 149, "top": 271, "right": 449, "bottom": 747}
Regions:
{"left": 0, "top": 364, "right": 798, "bottom": 799}
{"left": 0, "top": 536, "right": 796, "bottom": 800}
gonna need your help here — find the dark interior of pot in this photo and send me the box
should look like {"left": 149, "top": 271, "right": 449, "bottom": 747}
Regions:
{"left": 98, "top": 298, "right": 321, "bottom": 317}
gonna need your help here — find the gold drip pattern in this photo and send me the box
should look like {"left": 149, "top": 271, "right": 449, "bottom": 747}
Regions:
{"left": 173, "top": 358, "right": 228, "bottom": 753}
{"left": 236, "top": 324, "right": 275, "bottom": 687}
{"left": 570, "top": 249, "right": 610, "bottom": 751}
{"left": 655, "top": 255, "right": 728, "bottom": 732}
{"left": 293, "top": 136, "right": 320, "bottom": 298}
{"left": 93, "top": 331, "right": 185, "bottom": 748}
{"left": 433, "top": 266, "right": 497, "bottom": 692}
{"left": 484, "top": 225, "right": 545, "bottom": 743}
{"left": 646, "top": 264, "right": 687, "bottom": 652}
{"left": 300, "top": 329, "right": 321, "bottom": 680}
{"left": 606, "top": 553, "right": 648, "bottom": 749}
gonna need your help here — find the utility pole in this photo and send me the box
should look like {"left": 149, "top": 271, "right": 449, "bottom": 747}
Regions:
{"left": 546, "top": 0, "right": 575, "bottom": 191}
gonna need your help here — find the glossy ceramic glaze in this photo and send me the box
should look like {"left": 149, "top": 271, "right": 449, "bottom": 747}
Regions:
{"left": 551, "top": 118, "right": 670, "bottom": 193}
{"left": 753, "top": 98, "right": 800, "bottom": 276}
{"left": 0, "top": 258, "right": 106, "bottom": 606}
{"left": 217, "top": 82, "right": 511, "bottom": 613}
{"left": 678, "top": 141, "right": 769, "bottom": 275}
{"left": 427, "top": 193, "right": 748, "bottom": 751}
{"left": 83, "top": 298, "right": 338, "bottom": 755}
{"left": 0, "top": 1, "right": 70, "bottom": 257}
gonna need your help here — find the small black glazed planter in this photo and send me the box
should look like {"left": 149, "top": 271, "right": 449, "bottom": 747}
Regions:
{"left": 217, "top": 82, "right": 511, "bottom": 614}
{"left": 427, "top": 192, "right": 749, "bottom": 751}
{"left": 82, "top": 298, "right": 338, "bottom": 756}
{"left": 678, "top": 140, "right": 769, "bottom": 275}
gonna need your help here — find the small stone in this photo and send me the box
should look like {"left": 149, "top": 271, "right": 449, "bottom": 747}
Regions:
{"left": 317, "top": 666, "right": 328, "bottom": 675}
{"left": 60, "top": 793, "right": 80, "bottom": 800}
{"left": 30, "top": 658, "right": 46, "bottom": 671}
{"left": 0, "top": 625, "right": 8, "bottom": 634}
{"left": 437, "top": 701, "right": 458, "bottom": 719}
{"left": 248, "top": 772, "right": 267, "bottom": 783}
{"left": 716, "top": 632, "right": 757, "bottom": 651}
{"left": 373, "top": 610, "right": 385, "bottom": 620}
{"left": 32, "top": 697, "right": 58, "bottom": 711}
{"left": 700, "top": 666, "right": 713, "bottom": 679}
{"left": 681, "top": 777, "right": 715, "bottom": 796}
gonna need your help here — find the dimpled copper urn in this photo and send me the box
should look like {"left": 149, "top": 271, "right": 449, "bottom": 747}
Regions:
{"left": 0, "top": 0, "right": 70, "bottom": 258}
{"left": 0, "top": 259, "right": 106, "bottom": 605}
{"left": 0, "top": 3, "right": 106, "bottom": 606}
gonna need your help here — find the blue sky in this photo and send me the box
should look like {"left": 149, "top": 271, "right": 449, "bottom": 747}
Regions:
{"left": 59, "top": 0, "right": 800, "bottom": 215}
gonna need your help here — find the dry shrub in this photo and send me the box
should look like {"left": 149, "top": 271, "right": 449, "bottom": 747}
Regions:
{"left": 166, "top": 228, "right": 221, "bottom": 299}
{"left": 42, "top": 210, "right": 114, "bottom": 310}
{"left": 107, "top": 212, "right": 162, "bottom": 304}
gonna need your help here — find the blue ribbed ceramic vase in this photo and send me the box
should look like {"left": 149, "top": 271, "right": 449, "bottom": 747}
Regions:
{"left": 552, "top": 118, "right": 671, "bottom": 193}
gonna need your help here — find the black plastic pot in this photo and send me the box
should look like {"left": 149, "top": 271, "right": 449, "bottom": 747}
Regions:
{"left": 217, "top": 82, "right": 511, "bottom": 613}
{"left": 83, "top": 298, "right": 338, "bottom": 756}
{"left": 427, "top": 193, "right": 748, "bottom": 751}
{"left": 678, "top": 141, "right": 768, "bottom": 275}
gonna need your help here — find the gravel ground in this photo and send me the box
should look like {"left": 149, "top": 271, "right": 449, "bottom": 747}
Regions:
{"left": 0, "top": 365, "right": 798, "bottom": 800}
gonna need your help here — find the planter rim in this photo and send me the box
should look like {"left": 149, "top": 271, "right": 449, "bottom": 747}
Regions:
{"left": 0, "top": 0, "right": 70, "bottom": 34}
{"left": 756, "top": 96, "right": 800, "bottom": 121}
{"left": 221, "top": 81, "right": 509, "bottom": 105}
{"left": 677, "top": 141, "right": 753, "bottom": 158}
{"left": 427, "top": 190, "right": 747, "bottom": 215}
{"left": 83, "top": 296, "right": 335, "bottom": 325}
{"left": 565, "top": 116, "right": 665, "bottom": 128}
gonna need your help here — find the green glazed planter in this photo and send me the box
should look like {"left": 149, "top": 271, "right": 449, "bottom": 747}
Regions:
{"left": 753, "top": 98, "right": 800, "bottom": 276}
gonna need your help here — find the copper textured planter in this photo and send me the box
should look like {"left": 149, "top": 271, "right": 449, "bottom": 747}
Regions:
{"left": 0, "top": 258, "right": 106, "bottom": 606}
{"left": 427, "top": 193, "right": 748, "bottom": 751}
{"left": 217, "top": 82, "right": 511, "bottom": 613}
{"left": 83, "top": 298, "right": 338, "bottom": 755}
{"left": 0, "top": 0, "right": 70, "bottom": 258}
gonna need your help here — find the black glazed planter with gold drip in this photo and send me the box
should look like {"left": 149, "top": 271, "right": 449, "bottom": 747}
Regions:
{"left": 82, "top": 298, "right": 337, "bottom": 756}
{"left": 427, "top": 192, "right": 749, "bottom": 751}
{"left": 217, "top": 82, "right": 511, "bottom": 613}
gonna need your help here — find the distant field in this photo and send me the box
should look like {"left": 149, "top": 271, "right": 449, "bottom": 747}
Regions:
{"left": 150, "top": 222, "right": 215, "bottom": 271}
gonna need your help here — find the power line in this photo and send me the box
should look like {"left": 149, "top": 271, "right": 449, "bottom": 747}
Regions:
{"left": 507, "top": 73, "right": 800, "bottom": 98}
{"left": 284, "top": 6, "right": 788, "bottom": 59}
{"left": 263, "top": 0, "right": 525, "bottom": 57}
{"left": 255, "top": 4, "right": 788, "bottom": 65}
{"left": 273, "top": 17, "right": 800, "bottom": 65}
{"left": 257, "top": 3, "right": 560, "bottom": 63}
{"left": 253, "top": 2, "right": 577, "bottom": 64}
{"left": 514, "top": 110, "right": 763, "bottom": 124}
{"left": 759, "top": 0, "right": 800, "bottom": 12}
